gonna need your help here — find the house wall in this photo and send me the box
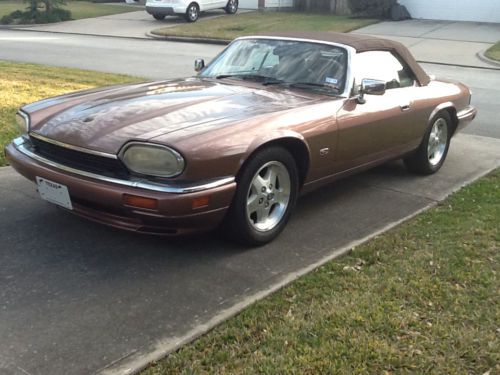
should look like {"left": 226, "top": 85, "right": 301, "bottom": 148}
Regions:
{"left": 399, "top": 0, "right": 500, "bottom": 23}
{"left": 239, "top": 0, "right": 293, "bottom": 9}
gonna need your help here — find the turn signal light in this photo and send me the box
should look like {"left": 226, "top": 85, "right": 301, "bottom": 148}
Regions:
{"left": 192, "top": 196, "right": 210, "bottom": 209}
{"left": 123, "top": 194, "right": 159, "bottom": 210}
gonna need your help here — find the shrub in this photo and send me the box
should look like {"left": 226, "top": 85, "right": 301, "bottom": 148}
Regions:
{"left": 348, "top": 0, "right": 397, "bottom": 17}
{"left": 0, "top": 1, "right": 71, "bottom": 24}
{"left": 1, "top": 8, "right": 71, "bottom": 24}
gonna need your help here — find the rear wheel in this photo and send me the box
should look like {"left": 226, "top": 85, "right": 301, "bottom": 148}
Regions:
{"left": 184, "top": 2, "right": 199, "bottom": 22}
{"left": 152, "top": 13, "right": 165, "bottom": 20}
{"left": 225, "top": 0, "right": 238, "bottom": 14}
{"left": 404, "top": 111, "right": 452, "bottom": 175}
{"left": 226, "top": 147, "right": 299, "bottom": 246}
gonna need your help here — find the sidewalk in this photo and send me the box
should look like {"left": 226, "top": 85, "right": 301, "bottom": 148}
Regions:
{"left": 352, "top": 19, "right": 500, "bottom": 68}
{"left": 12, "top": 9, "right": 231, "bottom": 39}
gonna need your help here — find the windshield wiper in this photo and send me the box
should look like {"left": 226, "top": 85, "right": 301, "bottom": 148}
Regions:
{"left": 285, "top": 81, "right": 341, "bottom": 94}
{"left": 214, "top": 74, "right": 283, "bottom": 85}
{"left": 289, "top": 82, "right": 338, "bottom": 90}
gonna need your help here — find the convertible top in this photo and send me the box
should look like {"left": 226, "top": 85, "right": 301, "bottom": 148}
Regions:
{"left": 254, "top": 31, "right": 431, "bottom": 86}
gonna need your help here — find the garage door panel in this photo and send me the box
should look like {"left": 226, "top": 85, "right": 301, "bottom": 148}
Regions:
{"left": 399, "top": 0, "right": 500, "bottom": 23}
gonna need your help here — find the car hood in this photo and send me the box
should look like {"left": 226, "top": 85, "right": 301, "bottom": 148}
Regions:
{"left": 26, "top": 78, "right": 320, "bottom": 154}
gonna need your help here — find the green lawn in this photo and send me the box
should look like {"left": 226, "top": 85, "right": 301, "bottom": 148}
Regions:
{"left": 0, "top": 0, "right": 140, "bottom": 21}
{"left": 0, "top": 61, "right": 140, "bottom": 166}
{"left": 151, "top": 12, "right": 378, "bottom": 40}
{"left": 143, "top": 170, "right": 500, "bottom": 374}
{"left": 485, "top": 41, "right": 500, "bottom": 62}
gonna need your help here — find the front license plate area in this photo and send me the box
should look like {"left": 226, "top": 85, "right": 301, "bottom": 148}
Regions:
{"left": 36, "top": 177, "right": 73, "bottom": 210}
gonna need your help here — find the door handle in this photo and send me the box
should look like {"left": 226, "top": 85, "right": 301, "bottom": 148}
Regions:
{"left": 400, "top": 103, "right": 411, "bottom": 111}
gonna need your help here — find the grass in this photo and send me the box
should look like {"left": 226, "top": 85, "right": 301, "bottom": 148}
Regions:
{"left": 0, "top": 60, "right": 140, "bottom": 166}
{"left": 0, "top": 0, "right": 140, "bottom": 21}
{"left": 151, "top": 12, "right": 378, "bottom": 40}
{"left": 143, "top": 170, "right": 500, "bottom": 374}
{"left": 485, "top": 41, "right": 500, "bottom": 62}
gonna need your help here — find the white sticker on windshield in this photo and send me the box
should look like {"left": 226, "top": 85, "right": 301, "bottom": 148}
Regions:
{"left": 325, "top": 77, "right": 338, "bottom": 85}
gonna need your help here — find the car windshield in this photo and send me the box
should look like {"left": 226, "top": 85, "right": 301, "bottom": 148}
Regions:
{"left": 200, "top": 38, "right": 348, "bottom": 95}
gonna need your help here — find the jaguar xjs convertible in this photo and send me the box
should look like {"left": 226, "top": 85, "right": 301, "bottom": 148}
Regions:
{"left": 5, "top": 32, "right": 477, "bottom": 245}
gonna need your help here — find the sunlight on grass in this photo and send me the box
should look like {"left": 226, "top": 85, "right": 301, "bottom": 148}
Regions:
{"left": 152, "top": 12, "right": 378, "bottom": 40}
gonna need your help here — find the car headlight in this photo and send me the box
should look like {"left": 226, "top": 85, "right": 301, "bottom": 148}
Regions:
{"left": 16, "top": 111, "right": 29, "bottom": 134}
{"left": 120, "top": 143, "right": 185, "bottom": 178}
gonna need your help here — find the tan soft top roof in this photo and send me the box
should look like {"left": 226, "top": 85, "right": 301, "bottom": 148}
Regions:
{"left": 255, "top": 31, "right": 430, "bottom": 86}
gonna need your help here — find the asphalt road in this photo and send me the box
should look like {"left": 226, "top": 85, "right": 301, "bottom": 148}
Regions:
{"left": 0, "top": 30, "right": 221, "bottom": 81}
{"left": 1, "top": 29, "right": 500, "bottom": 375}
{"left": 0, "top": 29, "right": 499, "bottom": 139}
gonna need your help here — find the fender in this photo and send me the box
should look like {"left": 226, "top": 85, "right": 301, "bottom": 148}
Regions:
{"left": 237, "top": 130, "right": 312, "bottom": 182}
{"left": 428, "top": 101, "right": 456, "bottom": 124}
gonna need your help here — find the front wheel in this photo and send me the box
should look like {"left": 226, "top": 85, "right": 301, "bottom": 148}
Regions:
{"left": 184, "top": 2, "right": 199, "bottom": 22}
{"left": 226, "top": 147, "right": 299, "bottom": 246}
{"left": 404, "top": 111, "right": 452, "bottom": 175}
{"left": 225, "top": 0, "right": 238, "bottom": 14}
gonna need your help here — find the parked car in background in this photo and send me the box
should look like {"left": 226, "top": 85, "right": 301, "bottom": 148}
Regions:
{"left": 6, "top": 32, "right": 477, "bottom": 245}
{"left": 146, "top": 0, "right": 238, "bottom": 22}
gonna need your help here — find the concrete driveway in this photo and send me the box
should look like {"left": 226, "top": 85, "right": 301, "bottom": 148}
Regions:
{"left": 353, "top": 19, "right": 500, "bottom": 67}
{"left": 13, "top": 9, "right": 234, "bottom": 39}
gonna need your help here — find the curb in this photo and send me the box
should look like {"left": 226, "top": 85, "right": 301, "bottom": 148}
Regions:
{"left": 476, "top": 50, "right": 500, "bottom": 68}
{"left": 146, "top": 31, "right": 230, "bottom": 45}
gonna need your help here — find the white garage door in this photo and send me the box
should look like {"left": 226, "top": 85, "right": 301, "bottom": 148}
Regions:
{"left": 239, "top": 0, "right": 258, "bottom": 9}
{"left": 399, "top": 0, "right": 500, "bottom": 23}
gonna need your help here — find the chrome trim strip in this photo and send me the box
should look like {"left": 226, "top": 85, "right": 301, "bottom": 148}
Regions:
{"left": 457, "top": 105, "right": 476, "bottom": 119}
{"left": 29, "top": 132, "right": 118, "bottom": 160}
{"left": 13, "top": 137, "right": 235, "bottom": 194}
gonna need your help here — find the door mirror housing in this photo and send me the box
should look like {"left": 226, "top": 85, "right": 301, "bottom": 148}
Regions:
{"left": 194, "top": 58, "right": 205, "bottom": 72}
{"left": 357, "top": 78, "right": 386, "bottom": 104}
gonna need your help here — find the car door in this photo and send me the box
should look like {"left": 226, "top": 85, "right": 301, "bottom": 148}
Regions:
{"left": 205, "top": 0, "right": 226, "bottom": 10}
{"left": 335, "top": 50, "right": 420, "bottom": 170}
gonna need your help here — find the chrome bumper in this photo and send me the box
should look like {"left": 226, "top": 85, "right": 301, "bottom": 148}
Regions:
{"left": 456, "top": 105, "right": 477, "bottom": 132}
{"left": 11, "top": 137, "right": 235, "bottom": 194}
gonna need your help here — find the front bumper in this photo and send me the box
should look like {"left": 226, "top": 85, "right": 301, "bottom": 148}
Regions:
{"left": 145, "top": 4, "right": 186, "bottom": 15}
{"left": 5, "top": 137, "right": 237, "bottom": 235}
{"left": 456, "top": 105, "right": 477, "bottom": 133}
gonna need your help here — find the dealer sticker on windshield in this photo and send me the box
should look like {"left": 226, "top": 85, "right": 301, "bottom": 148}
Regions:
{"left": 325, "top": 77, "right": 338, "bottom": 85}
{"left": 36, "top": 177, "right": 73, "bottom": 210}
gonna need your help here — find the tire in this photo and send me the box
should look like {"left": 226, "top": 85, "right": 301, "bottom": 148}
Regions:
{"left": 226, "top": 147, "right": 299, "bottom": 246}
{"left": 225, "top": 0, "right": 238, "bottom": 14}
{"left": 184, "top": 2, "right": 199, "bottom": 22}
{"left": 152, "top": 14, "right": 166, "bottom": 20}
{"left": 404, "top": 111, "right": 452, "bottom": 175}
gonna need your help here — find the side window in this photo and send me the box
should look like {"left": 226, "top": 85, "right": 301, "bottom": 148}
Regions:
{"left": 353, "top": 51, "right": 415, "bottom": 91}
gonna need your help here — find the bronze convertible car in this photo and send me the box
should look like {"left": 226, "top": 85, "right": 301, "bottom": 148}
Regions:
{"left": 6, "top": 32, "right": 477, "bottom": 245}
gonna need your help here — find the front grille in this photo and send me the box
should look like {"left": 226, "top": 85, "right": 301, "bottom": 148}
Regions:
{"left": 29, "top": 136, "right": 129, "bottom": 178}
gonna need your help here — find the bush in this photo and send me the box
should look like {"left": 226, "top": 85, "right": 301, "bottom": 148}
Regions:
{"left": 0, "top": 6, "right": 71, "bottom": 24}
{"left": 348, "top": 0, "right": 396, "bottom": 17}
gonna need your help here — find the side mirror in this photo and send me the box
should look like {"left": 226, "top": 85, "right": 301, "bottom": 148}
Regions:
{"left": 357, "top": 78, "right": 386, "bottom": 104}
{"left": 194, "top": 58, "right": 205, "bottom": 72}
